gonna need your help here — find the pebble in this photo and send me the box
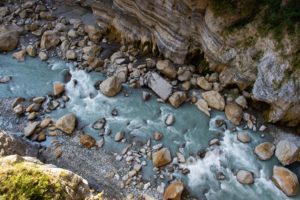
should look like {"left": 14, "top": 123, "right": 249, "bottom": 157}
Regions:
{"left": 115, "top": 131, "right": 124, "bottom": 142}
{"left": 165, "top": 114, "right": 175, "bottom": 126}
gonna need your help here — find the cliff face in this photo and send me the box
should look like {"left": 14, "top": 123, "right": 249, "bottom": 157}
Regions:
{"left": 84, "top": 0, "right": 300, "bottom": 127}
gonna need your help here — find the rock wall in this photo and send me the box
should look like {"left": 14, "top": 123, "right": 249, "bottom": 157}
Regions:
{"left": 84, "top": 0, "right": 300, "bottom": 127}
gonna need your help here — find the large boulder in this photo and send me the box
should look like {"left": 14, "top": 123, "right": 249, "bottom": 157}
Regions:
{"left": 195, "top": 98, "right": 210, "bottom": 117}
{"left": 156, "top": 60, "right": 177, "bottom": 79}
{"left": 80, "top": 134, "right": 96, "bottom": 149}
{"left": 163, "top": 181, "right": 184, "bottom": 200}
{"left": 0, "top": 26, "right": 20, "bottom": 52}
{"left": 168, "top": 91, "right": 187, "bottom": 108}
{"left": 84, "top": 25, "right": 102, "bottom": 43}
{"left": 146, "top": 72, "right": 172, "bottom": 101}
{"left": 254, "top": 142, "right": 275, "bottom": 161}
{"left": 152, "top": 148, "right": 172, "bottom": 167}
{"left": 99, "top": 76, "right": 122, "bottom": 97}
{"left": 0, "top": 155, "right": 94, "bottom": 200}
{"left": 202, "top": 91, "right": 225, "bottom": 111}
{"left": 225, "top": 103, "right": 243, "bottom": 125}
{"left": 55, "top": 114, "right": 76, "bottom": 134}
{"left": 272, "top": 166, "right": 299, "bottom": 197}
{"left": 275, "top": 140, "right": 300, "bottom": 166}
{"left": 40, "top": 30, "right": 60, "bottom": 49}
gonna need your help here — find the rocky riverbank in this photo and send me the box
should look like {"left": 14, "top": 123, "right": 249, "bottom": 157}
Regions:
{"left": 0, "top": 0, "right": 300, "bottom": 200}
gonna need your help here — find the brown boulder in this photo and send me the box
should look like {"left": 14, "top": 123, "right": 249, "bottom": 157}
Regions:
{"left": 168, "top": 91, "right": 187, "bottom": 108}
{"left": 55, "top": 114, "right": 76, "bottom": 134}
{"left": 0, "top": 26, "right": 20, "bottom": 52}
{"left": 41, "top": 30, "right": 60, "bottom": 49}
{"left": 80, "top": 134, "right": 96, "bottom": 148}
{"left": 156, "top": 60, "right": 177, "bottom": 79}
{"left": 163, "top": 181, "right": 184, "bottom": 200}
{"left": 100, "top": 76, "right": 122, "bottom": 97}
{"left": 225, "top": 103, "right": 243, "bottom": 125}
{"left": 202, "top": 91, "right": 225, "bottom": 111}
{"left": 152, "top": 148, "right": 172, "bottom": 167}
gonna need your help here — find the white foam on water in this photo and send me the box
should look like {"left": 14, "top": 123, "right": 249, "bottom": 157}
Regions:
{"left": 184, "top": 116, "right": 293, "bottom": 200}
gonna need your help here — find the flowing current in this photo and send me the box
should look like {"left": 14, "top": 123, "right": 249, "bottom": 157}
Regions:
{"left": 0, "top": 54, "right": 299, "bottom": 200}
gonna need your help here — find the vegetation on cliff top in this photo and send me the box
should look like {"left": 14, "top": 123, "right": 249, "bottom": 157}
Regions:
{"left": 0, "top": 163, "right": 66, "bottom": 200}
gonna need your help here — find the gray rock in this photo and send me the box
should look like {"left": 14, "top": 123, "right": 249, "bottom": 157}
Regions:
{"left": 165, "top": 114, "right": 175, "bottom": 126}
{"left": 236, "top": 170, "right": 254, "bottom": 185}
{"left": 275, "top": 140, "right": 300, "bottom": 166}
{"left": 237, "top": 132, "right": 251, "bottom": 143}
{"left": 145, "top": 72, "right": 172, "bottom": 101}
{"left": 115, "top": 131, "right": 124, "bottom": 142}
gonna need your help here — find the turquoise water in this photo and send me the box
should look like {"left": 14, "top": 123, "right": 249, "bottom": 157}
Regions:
{"left": 0, "top": 55, "right": 298, "bottom": 200}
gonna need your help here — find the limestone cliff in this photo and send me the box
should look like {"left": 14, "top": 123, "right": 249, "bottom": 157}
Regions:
{"left": 84, "top": 0, "right": 300, "bottom": 127}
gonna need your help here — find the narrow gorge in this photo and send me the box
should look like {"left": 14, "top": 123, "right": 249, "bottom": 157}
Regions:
{"left": 0, "top": 0, "right": 299, "bottom": 199}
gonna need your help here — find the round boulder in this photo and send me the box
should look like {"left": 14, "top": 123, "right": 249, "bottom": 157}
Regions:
{"left": 100, "top": 76, "right": 122, "bottom": 97}
{"left": 254, "top": 142, "right": 275, "bottom": 161}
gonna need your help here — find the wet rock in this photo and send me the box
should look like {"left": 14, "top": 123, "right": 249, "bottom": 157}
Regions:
{"left": 39, "top": 51, "right": 48, "bottom": 61}
{"left": 100, "top": 76, "right": 122, "bottom": 97}
{"left": 53, "top": 82, "right": 65, "bottom": 96}
{"left": 177, "top": 152, "right": 186, "bottom": 163}
{"left": 146, "top": 72, "right": 172, "bottom": 101}
{"left": 142, "top": 91, "right": 151, "bottom": 101}
{"left": 225, "top": 103, "right": 243, "bottom": 125}
{"left": 0, "top": 25, "right": 20, "bottom": 52}
{"left": 165, "top": 114, "right": 175, "bottom": 126}
{"left": 235, "top": 95, "right": 247, "bottom": 109}
{"left": 202, "top": 91, "right": 225, "bottom": 111}
{"left": 115, "top": 131, "right": 125, "bottom": 142}
{"left": 84, "top": 25, "right": 102, "bottom": 43}
{"left": 40, "top": 117, "right": 52, "bottom": 128}
{"left": 163, "top": 181, "right": 184, "bottom": 200}
{"left": 66, "top": 50, "right": 76, "bottom": 60}
{"left": 195, "top": 99, "right": 210, "bottom": 117}
{"left": 197, "top": 76, "right": 212, "bottom": 90}
{"left": 13, "top": 104, "right": 24, "bottom": 116}
{"left": 152, "top": 148, "right": 171, "bottom": 167}
{"left": 83, "top": 45, "right": 101, "bottom": 58}
{"left": 209, "top": 138, "right": 220, "bottom": 146}
{"left": 272, "top": 166, "right": 299, "bottom": 197}
{"left": 28, "top": 112, "right": 37, "bottom": 120}
{"left": 156, "top": 60, "right": 177, "bottom": 79}
{"left": 275, "top": 140, "right": 300, "bottom": 166}
{"left": 24, "top": 122, "right": 39, "bottom": 137}
{"left": 168, "top": 91, "right": 187, "bottom": 108}
{"left": 80, "top": 134, "right": 96, "bottom": 148}
{"left": 111, "top": 108, "right": 118, "bottom": 116}
{"left": 254, "top": 142, "right": 275, "bottom": 161}
{"left": 12, "top": 50, "right": 26, "bottom": 61}
{"left": 0, "top": 76, "right": 11, "bottom": 83}
{"left": 37, "top": 132, "right": 46, "bottom": 142}
{"left": 153, "top": 131, "right": 163, "bottom": 141}
{"left": 236, "top": 170, "right": 254, "bottom": 185}
{"left": 55, "top": 113, "right": 76, "bottom": 134}
{"left": 12, "top": 97, "right": 25, "bottom": 108}
{"left": 92, "top": 118, "right": 106, "bottom": 130}
{"left": 40, "top": 30, "right": 60, "bottom": 49}
{"left": 237, "top": 131, "right": 251, "bottom": 143}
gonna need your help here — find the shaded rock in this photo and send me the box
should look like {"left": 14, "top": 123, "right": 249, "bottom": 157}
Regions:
{"left": 84, "top": 25, "right": 102, "bottom": 43}
{"left": 202, "top": 91, "right": 225, "bottom": 111}
{"left": 254, "top": 142, "right": 275, "bottom": 161}
{"left": 237, "top": 131, "right": 251, "bottom": 143}
{"left": 165, "top": 114, "right": 175, "bottom": 126}
{"left": 40, "top": 30, "right": 60, "bottom": 49}
{"left": 24, "top": 122, "right": 39, "bottom": 137}
{"left": 275, "top": 140, "right": 300, "bottom": 166}
{"left": 272, "top": 166, "right": 299, "bottom": 197}
{"left": 100, "top": 76, "right": 122, "bottom": 97}
{"left": 163, "top": 181, "right": 184, "bottom": 200}
{"left": 225, "top": 103, "right": 243, "bottom": 125}
{"left": 0, "top": 25, "right": 20, "bottom": 52}
{"left": 197, "top": 76, "right": 212, "bottom": 90}
{"left": 55, "top": 114, "right": 76, "bottom": 134}
{"left": 168, "top": 91, "right": 187, "bottom": 108}
{"left": 195, "top": 99, "right": 210, "bottom": 117}
{"left": 53, "top": 82, "right": 65, "bottom": 96}
{"left": 156, "top": 60, "right": 177, "bottom": 79}
{"left": 26, "top": 45, "right": 37, "bottom": 57}
{"left": 142, "top": 91, "right": 151, "bottom": 101}
{"left": 152, "top": 148, "right": 172, "bottom": 167}
{"left": 146, "top": 72, "right": 172, "bottom": 101}
{"left": 236, "top": 170, "right": 254, "bottom": 185}
{"left": 80, "top": 134, "right": 96, "bottom": 148}
{"left": 12, "top": 50, "right": 26, "bottom": 61}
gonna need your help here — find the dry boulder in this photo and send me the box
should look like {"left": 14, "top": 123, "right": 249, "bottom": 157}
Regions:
{"left": 168, "top": 91, "right": 187, "bottom": 108}
{"left": 254, "top": 142, "right": 275, "bottom": 161}
{"left": 152, "top": 148, "right": 172, "bottom": 167}
{"left": 163, "top": 181, "right": 184, "bottom": 200}
{"left": 202, "top": 91, "right": 225, "bottom": 111}
{"left": 100, "top": 76, "right": 122, "bottom": 97}
{"left": 55, "top": 113, "right": 76, "bottom": 134}
{"left": 225, "top": 103, "right": 243, "bottom": 125}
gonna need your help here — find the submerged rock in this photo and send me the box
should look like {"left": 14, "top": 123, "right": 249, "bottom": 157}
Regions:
{"left": 254, "top": 142, "right": 275, "bottom": 161}
{"left": 225, "top": 103, "right": 243, "bottom": 126}
{"left": 100, "top": 76, "right": 122, "bottom": 97}
{"left": 202, "top": 91, "right": 225, "bottom": 111}
{"left": 152, "top": 148, "right": 172, "bottom": 167}
{"left": 163, "top": 181, "right": 184, "bottom": 200}
{"left": 55, "top": 113, "right": 76, "bottom": 134}
{"left": 272, "top": 166, "right": 299, "bottom": 197}
{"left": 275, "top": 140, "right": 300, "bottom": 166}
{"left": 236, "top": 170, "right": 254, "bottom": 185}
